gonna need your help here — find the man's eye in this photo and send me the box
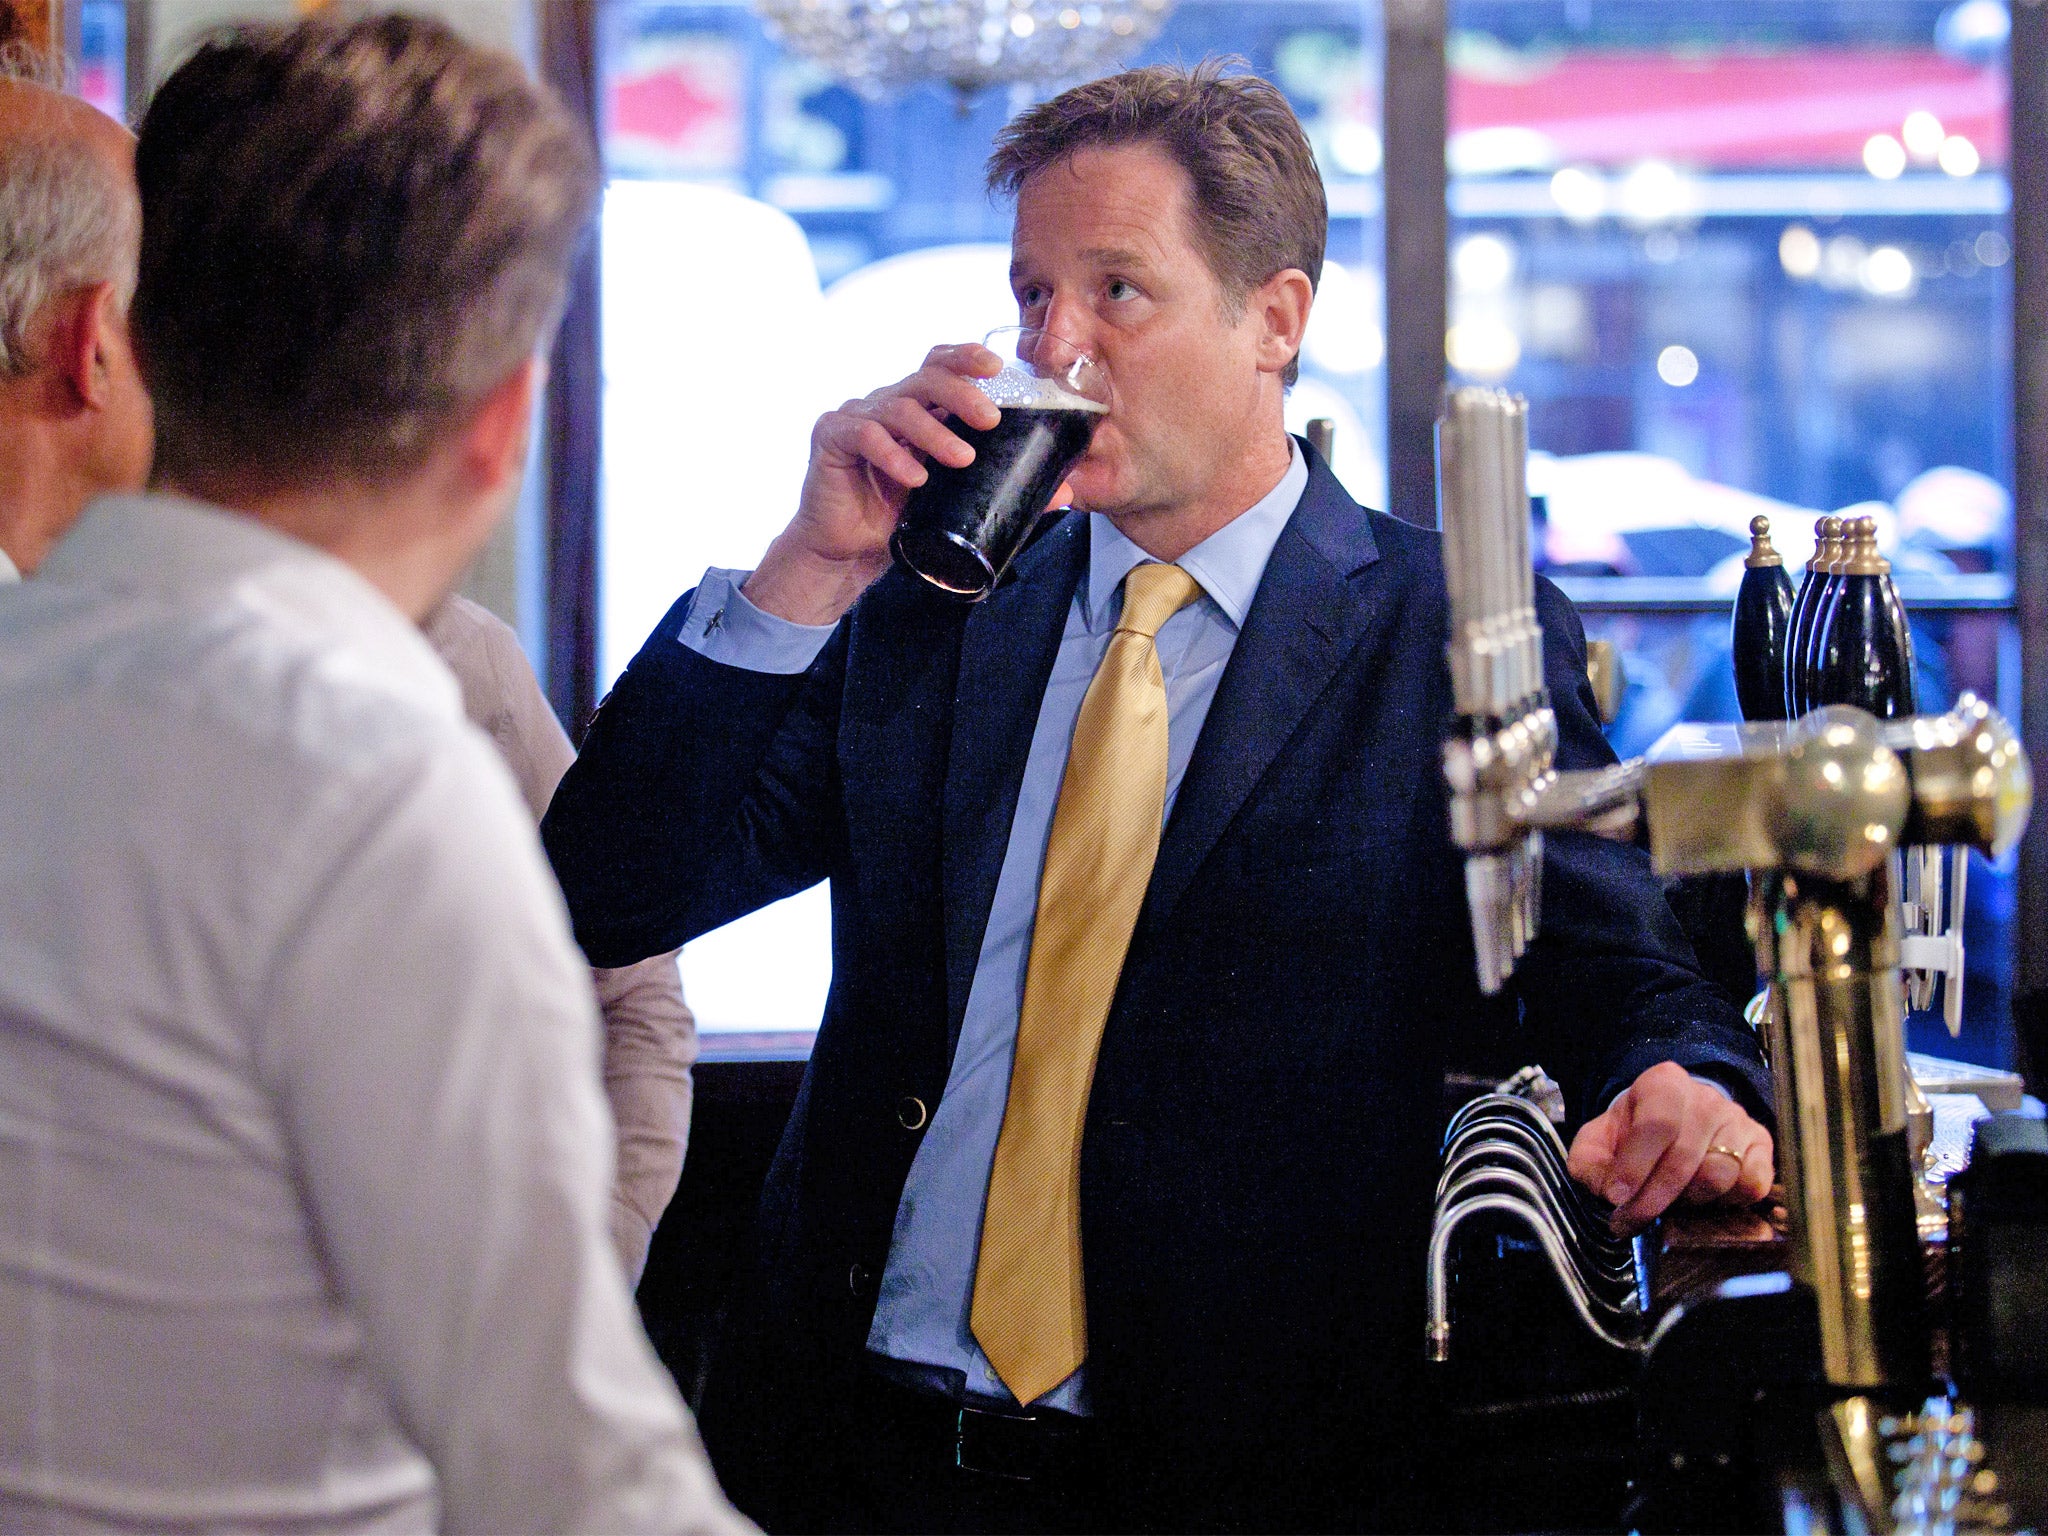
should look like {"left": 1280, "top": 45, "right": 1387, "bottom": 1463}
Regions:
{"left": 1106, "top": 279, "right": 1139, "bottom": 302}
{"left": 1016, "top": 287, "right": 1046, "bottom": 309}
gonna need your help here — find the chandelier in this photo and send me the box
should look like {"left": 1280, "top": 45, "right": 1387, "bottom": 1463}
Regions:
{"left": 754, "top": 0, "right": 1174, "bottom": 100}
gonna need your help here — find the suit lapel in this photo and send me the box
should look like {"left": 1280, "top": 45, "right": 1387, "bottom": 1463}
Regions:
{"left": 940, "top": 514, "right": 1088, "bottom": 1049}
{"left": 1137, "top": 458, "right": 1392, "bottom": 943}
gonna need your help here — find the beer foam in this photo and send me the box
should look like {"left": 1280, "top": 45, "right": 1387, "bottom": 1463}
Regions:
{"left": 980, "top": 365, "right": 1108, "bottom": 413}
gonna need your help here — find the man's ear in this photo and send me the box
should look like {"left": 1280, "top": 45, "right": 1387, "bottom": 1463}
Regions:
{"left": 1251, "top": 267, "right": 1315, "bottom": 377}
{"left": 457, "top": 356, "right": 544, "bottom": 496}
{"left": 47, "top": 282, "right": 120, "bottom": 412}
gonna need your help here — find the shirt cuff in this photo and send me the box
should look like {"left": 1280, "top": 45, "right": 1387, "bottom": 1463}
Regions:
{"left": 1690, "top": 1072, "right": 1735, "bottom": 1103}
{"left": 676, "top": 567, "right": 838, "bottom": 675}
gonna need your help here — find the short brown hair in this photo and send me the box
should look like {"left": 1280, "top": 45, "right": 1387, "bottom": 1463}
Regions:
{"left": 132, "top": 15, "right": 599, "bottom": 488}
{"left": 987, "top": 60, "right": 1325, "bottom": 384}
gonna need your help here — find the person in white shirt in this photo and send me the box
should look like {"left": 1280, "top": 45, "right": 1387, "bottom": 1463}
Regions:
{"left": 0, "top": 47, "right": 152, "bottom": 584}
{"left": 0, "top": 16, "right": 747, "bottom": 1534}
{"left": 0, "top": 39, "right": 691, "bottom": 1287}
{"left": 423, "top": 593, "right": 697, "bottom": 1285}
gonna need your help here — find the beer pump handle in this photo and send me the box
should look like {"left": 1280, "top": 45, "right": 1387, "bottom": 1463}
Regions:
{"left": 1731, "top": 515, "right": 1795, "bottom": 723}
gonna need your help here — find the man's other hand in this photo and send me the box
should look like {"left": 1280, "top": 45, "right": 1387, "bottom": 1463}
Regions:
{"left": 1566, "top": 1060, "right": 1774, "bottom": 1235}
{"left": 742, "top": 343, "right": 1004, "bottom": 627}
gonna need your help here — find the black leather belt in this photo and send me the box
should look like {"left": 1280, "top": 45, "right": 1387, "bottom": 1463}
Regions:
{"left": 860, "top": 1370, "right": 1102, "bottom": 1487}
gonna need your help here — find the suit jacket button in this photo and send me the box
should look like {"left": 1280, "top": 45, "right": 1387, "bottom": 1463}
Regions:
{"left": 896, "top": 1095, "right": 929, "bottom": 1131}
{"left": 848, "top": 1261, "right": 875, "bottom": 1297}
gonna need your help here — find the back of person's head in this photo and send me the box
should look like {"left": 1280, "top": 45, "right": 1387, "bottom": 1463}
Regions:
{"left": 987, "top": 60, "right": 1325, "bottom": 384}
{"left": 0, "top": 43, "right": 141, "bottom": 382}
{"left": 131, "top": 15, "right": 600, "bottom": 494}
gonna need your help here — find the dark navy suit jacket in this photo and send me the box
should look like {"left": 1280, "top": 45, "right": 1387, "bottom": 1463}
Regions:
{"left": 542, "top": 447, "right": 1770, "bottom": 1532}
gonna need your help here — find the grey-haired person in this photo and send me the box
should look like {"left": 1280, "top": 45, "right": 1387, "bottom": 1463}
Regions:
{"left": 0, "top": 46, "right": 151, "bottom": 582}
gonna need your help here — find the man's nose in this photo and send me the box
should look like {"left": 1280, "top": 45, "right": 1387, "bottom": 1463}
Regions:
{"left": 1042, "top": 293, "right": 1098, "bottom": 354}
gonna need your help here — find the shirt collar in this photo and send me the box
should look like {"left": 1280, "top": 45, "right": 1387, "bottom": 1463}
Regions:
{"left": 0, "top": 544, "right": 17, "bottom": 584}
{"left": 39, "top": 491, "right": 461, "bottom": 718}
{"left": 1081, "top": 438, "right": 1308, "bottom": 633}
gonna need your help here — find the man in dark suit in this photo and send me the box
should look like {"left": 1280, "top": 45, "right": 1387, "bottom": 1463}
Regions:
{"left": 544, "top": 62, "right": 1774, "bottom": 1534}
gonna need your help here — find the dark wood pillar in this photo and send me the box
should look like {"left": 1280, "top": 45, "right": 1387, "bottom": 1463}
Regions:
{"left": 539, "top": 0, "right": 604, "bottom": 740}
{"left": 1381, "top": 0, "right": 1447, "bottom": 528}
{"left": 123, "top": 0, "right": 151, "bottom": 122}
{"left": 2010, "top": 0, "right": 2048, "bottom": 1084}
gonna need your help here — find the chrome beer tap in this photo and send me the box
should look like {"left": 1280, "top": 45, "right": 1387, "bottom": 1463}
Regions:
{"left": 1437, "top": 386, "right": 1561, "bottom": 994}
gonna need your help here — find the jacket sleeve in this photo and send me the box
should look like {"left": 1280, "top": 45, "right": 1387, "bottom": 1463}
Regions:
{"left": 1508, "top": 575, "right": 1775, "bottom": 1129}
{"left": 541, "top": 588, "right": 853, "bottom": 969}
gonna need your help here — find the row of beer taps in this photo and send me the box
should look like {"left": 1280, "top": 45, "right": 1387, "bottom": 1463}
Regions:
{"left": 1427, "top": 383, "right": 2032, "bottom": 1395}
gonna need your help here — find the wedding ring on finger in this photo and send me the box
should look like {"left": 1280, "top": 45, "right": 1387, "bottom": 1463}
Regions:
{"left": 1705, "top": 1143, "right": 1745, "bottom": 1167}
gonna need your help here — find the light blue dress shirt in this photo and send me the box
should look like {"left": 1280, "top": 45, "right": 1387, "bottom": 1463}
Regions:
{"left": 679, "top": 442, "right": 1308, "bottom": 1412}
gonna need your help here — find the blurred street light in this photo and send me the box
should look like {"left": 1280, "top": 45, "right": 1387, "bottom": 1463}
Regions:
{"left": 1939, "top": 135, "right": 1982, "bottom": 178}
{"left": 1864, "top": 134, "right": 1908, "bottom": 180}
{"left": 1780, "top": 224, "right": 1822, "bottom": 278}
{"left": 1657, "top": 345, "right": 1700, "bottom": 387}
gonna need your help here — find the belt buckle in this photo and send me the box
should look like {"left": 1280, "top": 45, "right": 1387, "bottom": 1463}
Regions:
{"left": 954, "top": 1404, "right": 1039, "bottom": 1482}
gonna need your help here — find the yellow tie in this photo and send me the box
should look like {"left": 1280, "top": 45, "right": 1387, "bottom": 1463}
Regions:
{"left": 971, "top": 561, "right": 1206, "bottom": 1406}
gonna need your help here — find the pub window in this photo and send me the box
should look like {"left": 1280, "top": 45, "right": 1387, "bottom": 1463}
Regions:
{"left": 1444, "top": 0, "right": 2017, "bottom": 1066}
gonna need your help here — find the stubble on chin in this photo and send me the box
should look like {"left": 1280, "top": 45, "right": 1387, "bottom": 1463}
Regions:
{"left": 1068, "top": 449, "right": 1173, "bottom": 525}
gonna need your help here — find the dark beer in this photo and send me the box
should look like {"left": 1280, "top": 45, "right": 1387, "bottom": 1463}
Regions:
{"left": 892, "top": 394, "right": 1105, "bottom": 599}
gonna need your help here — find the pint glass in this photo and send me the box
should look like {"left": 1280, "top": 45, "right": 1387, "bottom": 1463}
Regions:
{"left": 890, "top": 326, "right": 1109, "bottom": 599}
